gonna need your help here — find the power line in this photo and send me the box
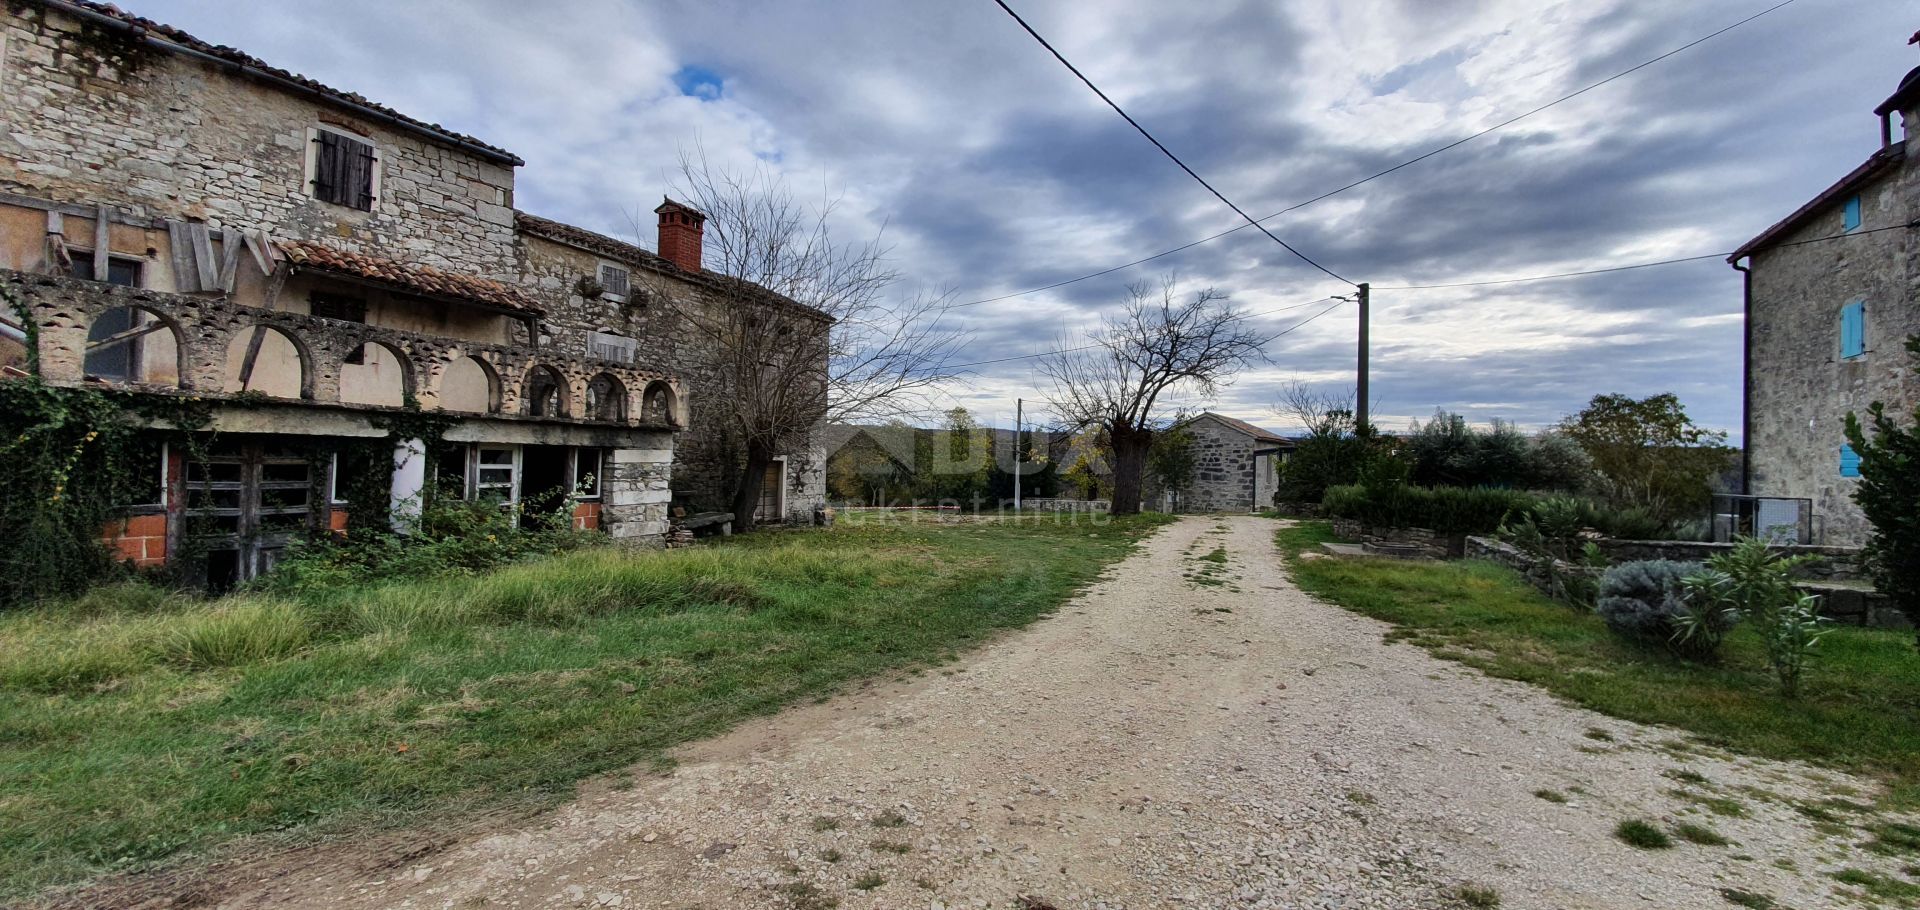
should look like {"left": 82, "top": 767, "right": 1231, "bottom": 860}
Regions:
{"left": 948, "top": 295, "right": 1349, "bottom": 371}
{"left": 956, "top": 0, "right": 1800, "bottom": 309}
{"left": 1375, "top": 221, "right": 1916, "bottom": 290}
{"left": 990, "top": 0, "right": 1354, "bottom": 287}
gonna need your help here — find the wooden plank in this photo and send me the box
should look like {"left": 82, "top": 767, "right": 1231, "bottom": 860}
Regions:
{"left": 86, "top": 320, "right": 169, "bottom": 352}
{"left": 44, "top": 209, "right": 61, "bottom": 234}
{"left": 243, "top": 229, "right": 274, "bottom": 277}
{"left": 166, "top": 221, "right": 197, "bottom": 291}
{"left": 236, "top": 325, "right": 267, "bottom": 389}
{"left": 189, "top": 223, "right": 218, "bottom": 292}
{"left": 93, "top": 204, "right": 109, "bottom": 279}
{"left": 218, "top": 228, "right": 243, "bottom": 292}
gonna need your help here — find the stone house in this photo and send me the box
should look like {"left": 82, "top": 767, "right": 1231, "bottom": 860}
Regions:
{"left": 1147, "top": 412, "right": 1292, "bottom": 513}
{"left": 1730, "top": 56, "right": 1920, "bottom": 546}
{"left": 0, "top": 0, "right": 825, "bottom": 587}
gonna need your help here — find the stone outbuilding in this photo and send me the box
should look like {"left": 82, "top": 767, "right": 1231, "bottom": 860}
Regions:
{"left": 1148, "top": 412, "right": 1293, "bottom": 513}
{"left": 0, "top": 0, "right": 826, "bottom": 587}
{"left": 1730, "top": 54, "right": 1920, "bottom": 545}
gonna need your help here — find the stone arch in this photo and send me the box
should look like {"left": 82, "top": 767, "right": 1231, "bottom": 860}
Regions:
{"left": 522, "top": 364, "right": 569, "bottom": 418}
{"left": 84, "top": 304, "right": 184, "bottom": 387}
{"left": 641, "top": 379, "right": 680, "bottom": 427}
{"left": 585, "top": 372, "right": 627, "bottom": 422}
{"left": 339, "top": 339, "right": 413, "bottom": 407}
{"left": 222, "top": 324, "right": 311, "bottom": 399}
{"left": 439, "top": 354, "right": 501, "bottom": 414}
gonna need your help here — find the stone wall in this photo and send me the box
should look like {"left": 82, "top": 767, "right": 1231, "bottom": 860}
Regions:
{"left": 1594, "top": 539, "right": 1868, "bottom": 582}
{"left": 1746, "top": 113, "right": 1918, "bottom": 546}
{"left": 517, "top": 228, "right": 829, "bottom": 521}
{"left": 1022, "top": 498, "right": 1110, "bottom": 513}
{"left": 0, "top": 4, "right": 521, "bottom": 281}
{"left": 1179, "top": 416, "right": 1259, "bottom": 512}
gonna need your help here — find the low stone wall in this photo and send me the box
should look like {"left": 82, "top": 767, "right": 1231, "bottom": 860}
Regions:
{"left": 1329, "top": 520, "right": 1465, "bottom": 559}
{"left": 1022, "top": 498, "right": 1110, "bottom": 513}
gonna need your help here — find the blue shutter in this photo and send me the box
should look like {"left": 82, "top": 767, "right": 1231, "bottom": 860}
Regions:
{"left": 1841, "top": 300, "right": 1866, "bottom": 359}
{"left": 1843, "top": 195, "right": 1862, "bottom": 232}
{"left": 1840, "top": 444, "right": 1862, "bottom": 478}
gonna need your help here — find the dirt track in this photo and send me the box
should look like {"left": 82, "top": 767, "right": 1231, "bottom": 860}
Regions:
{"left": 89, "top": 516, "right": 1907, "bottom": 909}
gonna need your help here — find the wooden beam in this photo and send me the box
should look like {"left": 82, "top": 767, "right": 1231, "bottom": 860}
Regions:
{"left": 92, "top": 204, "right": 109, "bottom": 279}
{"left": 86, "top": 320, "right": 170, "bottom": 352}
{"left": 236, "top": 325, "right": 267, "bottom": 389}
{"left": 243, "top": 229, "right": 274, "bottom": 277}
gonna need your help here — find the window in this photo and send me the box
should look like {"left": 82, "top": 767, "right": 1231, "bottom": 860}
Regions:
{"left": 1840, "top": 299, "right": 1867, "bottom": 360}
{"left": 476, "top": 446, "right": 518, "bottom": 501}
{"left": 598, "top": 264, "right": 630, "bottom": 300}
{"left": 588, "top": 330, "right": 637, "bottom": 363}
{"left": 311, "top": 128, "right": 377, "bottom": 211}
{"left": 129, "top": 440, "right": 168, "bottom": 509}
{"left": 1842, "top": 195, "right": 1862, "bottom": 233}
{"left": 573, "top": 448, "right": 602, "bottom": 499}
{"left": 68, "top": 254, "right": 143, "bottom": 287}
{"left": 1841, "top": 444, "right": 1862, "bottom": 478}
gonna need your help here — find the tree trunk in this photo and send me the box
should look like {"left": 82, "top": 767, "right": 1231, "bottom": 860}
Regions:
{"left": 1109, "top": 422, "right": 1152, "bottom": 515}
{"left": 730, "top": 441, "right": 776, "bottom": 533}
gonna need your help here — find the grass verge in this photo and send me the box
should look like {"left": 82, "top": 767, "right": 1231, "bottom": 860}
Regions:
{"left": 1276, "top": 522, "right": 1920, "bottom": 808}
{"left": 0, "top": 512, "right": 1170, "bottom": 899}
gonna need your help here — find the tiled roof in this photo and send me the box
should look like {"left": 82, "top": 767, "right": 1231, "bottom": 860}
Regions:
{"left": 1728, "top": 145, "right": 1905, "bottom": 262}
{"left": 38, "top": 0, "right": 522, "bottom": 166}
{"left": 275, "top": 240, "right": 544, "bottom": 316}
{"left": 515, "top": 212, "right": 675, "bottom": 274}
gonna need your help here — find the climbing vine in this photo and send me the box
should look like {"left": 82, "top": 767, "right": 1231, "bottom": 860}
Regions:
{"left": 0, "top": 289, "right": 211, "bottom": 607}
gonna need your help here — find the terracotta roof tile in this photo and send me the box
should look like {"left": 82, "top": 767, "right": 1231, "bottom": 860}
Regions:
{"left": 41, "top": 1, "right": 522, "bottom": 165}
{"left": 275, "top": 240, "right": 543, "bottom": 316}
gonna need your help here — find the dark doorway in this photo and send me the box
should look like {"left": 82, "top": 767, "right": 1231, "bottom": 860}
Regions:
{"left": 519, "top": 445, "right": 571, "bottom": 528}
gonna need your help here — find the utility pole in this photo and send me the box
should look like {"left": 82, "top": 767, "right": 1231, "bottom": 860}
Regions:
{"left": 1013, "top": 397, "right": 1023, "bottom": 512}
{"left": 1355, "top": 282, "right": 1370, "bottom": 430}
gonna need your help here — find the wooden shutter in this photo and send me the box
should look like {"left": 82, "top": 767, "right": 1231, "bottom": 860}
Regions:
{"left": 1843, "top": 196, "right": 1862, "bottom": 232}
{"left": 1840, "top": 444, "right": 1862, "bottom": 478}
{"left": 313, "top": 131, "right": 342, "bottom": 204}
{"left": 312, "top": 131, "right": 374, "bottom": 210}
{"left": 1841, "top": 300, "right": 1866, "bottom": 359}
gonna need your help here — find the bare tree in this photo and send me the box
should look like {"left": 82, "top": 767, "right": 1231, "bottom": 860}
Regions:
{"left": 642, "top": 152, "right": 967, "bottom": 530}
{"left": 1040, "top": 277, "right": 1267, "bottom": 515}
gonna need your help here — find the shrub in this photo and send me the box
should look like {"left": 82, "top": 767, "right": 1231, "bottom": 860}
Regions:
{"left": 1596, "top": 560, "right": 1726, "bottom": 658}
{"left": 1404, "top": 411, "right": 1590, "bottom": 492}
{"left": 1320, "top": 484, "right": 1535, "bottom": 535}
{"left": 1681, "top": 538, "right": 1830, "bottom": 697}
{"left": 1844, "top": 334, "right": 1920, "bottom": 642}
{"left": 1614, "top": 818, "right": 1674, "bottom": 849}
{"left": 1499, "top": 497, "right": 1607, "bottom": 608}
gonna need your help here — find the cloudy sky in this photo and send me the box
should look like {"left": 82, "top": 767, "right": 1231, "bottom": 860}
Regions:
{"left": 142, "top": 0, "right": 1913, "bottom": 437}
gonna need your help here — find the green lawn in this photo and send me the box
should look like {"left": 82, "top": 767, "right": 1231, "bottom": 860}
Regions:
{"left": 1277, "top": 522, "right": 1920, "bottom": 809}
{"left": 0, "top": 512, "right": 1171, "bottom": 899}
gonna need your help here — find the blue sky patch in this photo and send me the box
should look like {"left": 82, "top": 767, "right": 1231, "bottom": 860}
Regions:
{"left": 673, "top": 65, "right": 725, "bottom": 100}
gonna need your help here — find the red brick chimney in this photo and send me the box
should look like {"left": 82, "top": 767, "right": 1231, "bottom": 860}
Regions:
{"left": 654, "top": 198, "right": 706, "bottom": 272}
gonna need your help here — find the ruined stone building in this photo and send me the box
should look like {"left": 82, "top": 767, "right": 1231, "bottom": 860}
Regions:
{"left": 0, "top": 0, "right": 826, "bottom": 587}
{"left": 1730, "top": 56, "right": 1919, "bottom": 545}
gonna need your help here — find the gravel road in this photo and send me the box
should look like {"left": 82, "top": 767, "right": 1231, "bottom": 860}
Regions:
{"left": 170, "top": 516, "right": 1906, "bottom": 910}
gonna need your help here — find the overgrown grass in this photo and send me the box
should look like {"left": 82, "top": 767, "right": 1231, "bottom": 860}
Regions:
{"left": 1277, "top": 522, "right": 1920, "bottom": 808}
{"left": 0, "top": 512, "right": 1170, "bottom": 899}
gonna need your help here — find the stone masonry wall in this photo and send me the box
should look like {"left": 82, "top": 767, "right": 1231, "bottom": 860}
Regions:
{"left": 1746, "top": 128, "right": 1918, "bottom": 546}
{"left": 0, "top": 4, "right": 519, "bottom": 281}
{"left": 518, "top": 230, "right": 828, "bottom": 521}
{"left": 1179, "top": 416, "right": 1260, "bottom": 513}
